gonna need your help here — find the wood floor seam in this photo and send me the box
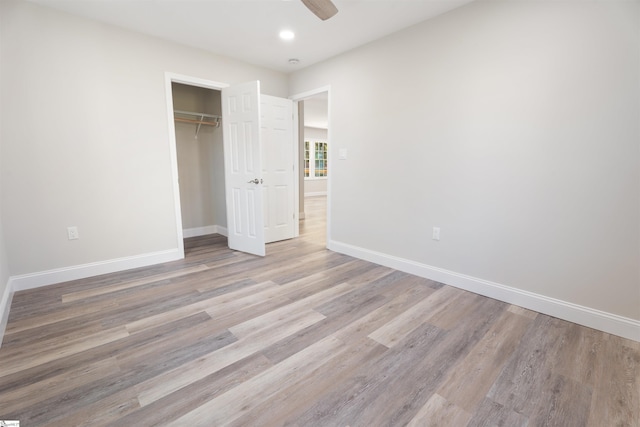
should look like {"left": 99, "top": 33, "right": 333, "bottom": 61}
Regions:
{"left": 0, "top": 197, "right": 637, "bottom": 426}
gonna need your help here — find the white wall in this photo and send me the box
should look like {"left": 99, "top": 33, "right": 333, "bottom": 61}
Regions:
{"left": 289, "top": 0, "right": 640, "bottom": 332}
{"left": 1, "top": 0, "right": 638, "bottom": 341}
{"left": 172, "top": 84, "right": 226, "bottom": 234}
{"left": 0, "top": 0, "right": 287, "bottom": 279}
{"left": 0, "top": 220, "right": 10, "bottom": 342}
{"left": 0, "top": 7, "right": 12, "bottom": 341}
{"left": 304, "top": 126, "right": 328, "bottom": 196}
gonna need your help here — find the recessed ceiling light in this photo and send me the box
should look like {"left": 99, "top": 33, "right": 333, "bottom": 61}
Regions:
{"left": 279, "top": 30, "right": 295, "bottom": 40}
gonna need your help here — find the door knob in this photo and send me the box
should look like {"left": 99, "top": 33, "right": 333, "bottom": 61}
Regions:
{"left": 247, "top": 178, "right": 263, "bottom": 184}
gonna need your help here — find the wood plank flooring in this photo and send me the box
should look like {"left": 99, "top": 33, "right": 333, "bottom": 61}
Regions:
{"left": 1, "top": 195, "right": 639, "bottom": 426}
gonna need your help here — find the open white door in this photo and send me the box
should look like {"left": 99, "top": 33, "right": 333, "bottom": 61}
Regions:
{"left": 261, "top": 95, "right": 296, "bottom": 243}
{"left": 222, "top": 81, "right": 265, "bottom": 256}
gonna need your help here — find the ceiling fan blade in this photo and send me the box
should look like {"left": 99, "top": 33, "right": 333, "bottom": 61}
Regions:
{"left": 301, "top": 0, "right": 338, "bottom": 20}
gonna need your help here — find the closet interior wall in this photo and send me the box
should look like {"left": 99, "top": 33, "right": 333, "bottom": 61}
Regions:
{"left": 171, "top": 83, "right": 226, "bottom": 237}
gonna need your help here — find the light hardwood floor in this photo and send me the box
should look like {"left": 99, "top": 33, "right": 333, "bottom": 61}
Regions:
{"left": 1, "top": 195, "right": 638, "bottom": 426}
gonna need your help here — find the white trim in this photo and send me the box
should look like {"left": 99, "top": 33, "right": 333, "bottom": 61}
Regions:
{"left": 183, "top": 225, "right": 228, "bottom": 238}
{"left": 0, "top": 248, "right": 183, "bottom": 345}
{"left": 292, "top": 100, "right": 300, "bottom": 238}
{"left": 164, "top": 72, "right": 230, "bottom": 261}
{"left": 304, "top": 191, "right": 327, "bottom": 197}
{"left": 0, "top": 281, "right": 13, "bottom": 349}
{"left": 290, "top": 86, "right": 332, "bottom": 248}
{"left": 326, "top": 91, "right": 332, "bottom": 247}
{"left": 290, "top": 86, "right": 331, "bottom": 101}
{"left": 328, "top": 239, "right": 640, "bottom": 342}
{"left": 165, "top": 74, "right": 185, "bottom": 259}
{"left": 166, "top": 73, "right": 229, "bottom": 90}
{"left": 9, "top": 248, "right": 182, "bottom": 292}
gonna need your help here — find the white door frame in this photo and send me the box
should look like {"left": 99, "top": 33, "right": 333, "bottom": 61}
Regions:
{"left": 289, "top": 86, "right": 331, "bottom": 247}
{"left": 164, "top": 72, "right": 229, "bottom": 259}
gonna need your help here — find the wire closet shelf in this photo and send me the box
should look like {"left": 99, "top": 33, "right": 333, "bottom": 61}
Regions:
{"left": 174, "top": 109, "right": 221, "bottom": 138}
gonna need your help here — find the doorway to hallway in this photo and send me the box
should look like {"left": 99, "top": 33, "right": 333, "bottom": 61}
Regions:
{"left": 300, "top": 195, "right": 326, "bottom": 246}
{"left": 296, "top": 89, "right": 329, "bottom": 248}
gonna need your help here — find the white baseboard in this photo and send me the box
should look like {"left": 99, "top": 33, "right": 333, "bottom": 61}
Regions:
{"left": 0, "top": 248, "right": 184, "bottom": 347}
{"left": 183, "top": 225, "right": 228, "bottom": 238}
{"left": 9, "top": 248, "right": 183, "bottom": 293}
{"left": 0, "top": 281, "right": 12, "bottom": 348}
{"left": 305, "top": 192, "right": 327, "bottom": 197}
{"left": 328, "top": 240, "right": 640, "bottom": 342}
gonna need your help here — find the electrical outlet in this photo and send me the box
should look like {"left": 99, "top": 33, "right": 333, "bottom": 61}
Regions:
{"left": 67, "top": 226, "right": 79, "bottom": 240}
{"left": 432, "top": 227, "right": 440, "bottom": 241}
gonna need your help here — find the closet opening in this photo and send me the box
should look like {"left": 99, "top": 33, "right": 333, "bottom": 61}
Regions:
{"left": 171, "top": 83, "right": 228, "bottom": 242}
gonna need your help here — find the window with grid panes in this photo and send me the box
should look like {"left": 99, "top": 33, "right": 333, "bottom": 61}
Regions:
{"left": 304, "top": 140, "right": 328, "bottom": 178}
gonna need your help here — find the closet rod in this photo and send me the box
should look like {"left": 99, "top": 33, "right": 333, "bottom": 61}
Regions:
{"left": 174, "top": 109, "right": 220, "bottom": 119}
{"left": 173, "top": 109, "right": 221, "bottom": 137}
{"left": 174, "top": 117, "right": 219, "bottom": 126}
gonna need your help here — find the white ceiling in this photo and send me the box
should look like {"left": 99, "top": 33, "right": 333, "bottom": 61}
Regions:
{"left": 28, "top": 0, "right": 474, "bottom": 73}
